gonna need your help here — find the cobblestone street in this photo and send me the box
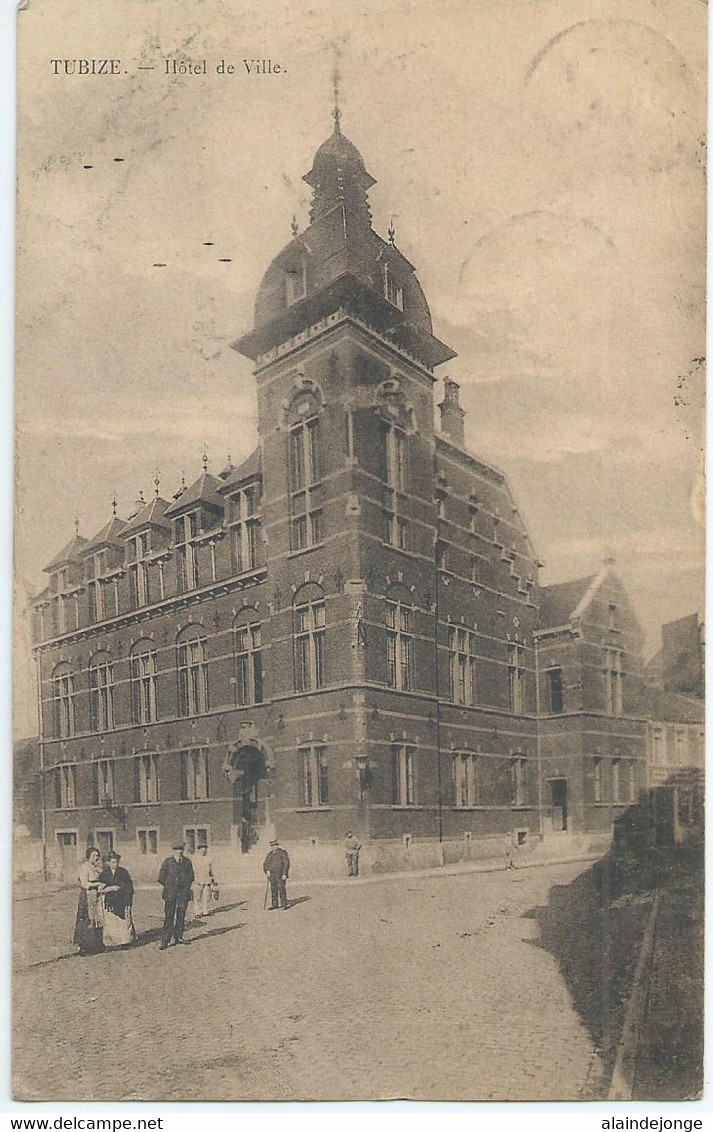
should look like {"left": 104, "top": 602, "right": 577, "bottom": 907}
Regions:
{"left": 13, "top": 859, "right": 634, "bottom": 1102}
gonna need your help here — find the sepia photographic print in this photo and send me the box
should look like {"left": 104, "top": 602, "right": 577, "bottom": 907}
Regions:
{"left": 12, "top": 0, "right": 705, "bottom": 1105}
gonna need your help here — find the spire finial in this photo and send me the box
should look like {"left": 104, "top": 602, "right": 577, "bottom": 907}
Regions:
{"left": 73, "top": 512, "right": 80, "bottom": 536}
{"left": 332, "top": 51, "right": 342, "bottom": 135}
{"left": 227, "top": 453, "right": 233, "bottom": 468}
{"left": 202, "top": 445, "right": 209, "bottom": 473}
{"left": 111, "top": 493, "right": 117, "bottom": 518}
{"left": 388, "top": 217, "right": 396, "bottom": 246}
{"left": 138, "top": 488, "right": 146, "bottom": 505}
{"left": 154, "top": 470, "right": 161, "bottom": 498}
{"left": 291, "top": 214, "right": 299, "bottom": 238}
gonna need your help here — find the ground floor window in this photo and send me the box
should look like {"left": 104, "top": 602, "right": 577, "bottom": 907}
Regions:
{"left": 134, "top": 753, "right": 160, "bottom": 803}
{"left": 94, "top": 829, "right": 114, "bottom": 857}
{"left": 300, "top": 745, "right": 328, "bottom": 806}
{"left": 453, "top": 752, "right": 477, "bottom": 807}
{"left": 180, "top": 748, "right": 210, "bottom": 800}
{"left": 511, "top": 756, "right": 527, "bottom": 806}
{"left": 391, "top": 744, "right": 416, "bottom": 805}
{"left": 55, "top": 764, "right": 77, "bottom": 810}
{"left": 137, "top": 828, "right": 159, "bottom": 855}
{"left": 184, "top": 827, "right": 210, "bottom": 853}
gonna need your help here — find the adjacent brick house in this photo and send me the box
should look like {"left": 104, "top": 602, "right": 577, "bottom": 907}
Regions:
{"left": 28, "top": 116, "right": 703, "bottom": 880}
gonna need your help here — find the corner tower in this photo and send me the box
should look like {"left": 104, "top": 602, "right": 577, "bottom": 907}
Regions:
{"left": 232, "top": 111, "right": 457, "bottom": 847}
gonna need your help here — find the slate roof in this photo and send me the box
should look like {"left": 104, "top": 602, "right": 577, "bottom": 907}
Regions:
{"left": 629, "top": 683, "right": 704, "bottom": 725}
{"left": 538, "top": 576, "right": 596, "bottom": 629}
{"left": 120, "top": 496, "right": 172, "bottom": 537}
{"left": 164, "top": 474, "right": 225, "bottom": 518}
{"left": 43, "top": 535, "right": 89, "bottom": 573}
{"left": 217, "top": 448, "right": 262, "bottom": 492}
{"left": 81, "top": 516, "right": 128, "bottom": 555}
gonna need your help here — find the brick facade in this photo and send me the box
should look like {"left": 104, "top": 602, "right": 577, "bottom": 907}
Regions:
{"left": 29, "top": 118, "right": 701, "bottom": 880}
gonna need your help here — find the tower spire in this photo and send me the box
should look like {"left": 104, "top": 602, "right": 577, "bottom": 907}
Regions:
{"left": 332, "top": 53, "right": 342, "bottom": 135}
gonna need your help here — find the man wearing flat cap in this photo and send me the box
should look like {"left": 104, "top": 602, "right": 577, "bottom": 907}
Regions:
{"left": 157, "top": 841, "right": 195, "bottom": 949}
{"left": 263, "top": 837, "right": 290, "bottom": 910}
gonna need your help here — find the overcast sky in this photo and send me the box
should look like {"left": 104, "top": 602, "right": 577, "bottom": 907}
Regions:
{"left": 14, "top": 0, "right": 705, "bottom": 734}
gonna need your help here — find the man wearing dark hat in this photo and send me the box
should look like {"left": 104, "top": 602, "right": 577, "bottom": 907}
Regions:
{"left": 157, "top": 841, "right": 195, "bottom": 948}
{"left": 263, "top": 838, "right": 290, "bottom": 910}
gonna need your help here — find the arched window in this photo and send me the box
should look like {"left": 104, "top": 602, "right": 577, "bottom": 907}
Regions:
{"left": 52, "top": 662, "right": 75, "bottom": 739}
{"left": 130, "top": 639, "right": 159, "bottom": 724}
{"left": 287, "top": 391, "right": 323, "bottom": 551}
{"left": 177, "top": 627, "right": 208, "bottom": 716}
{"left": 89, "top": 651, "right": 114, "bottom": 732}
{"left": 293, "top": 585, "right": 325, "bottom": 693}
{"left": 234, "top": 609, "right": 263, "bottom": 706}
{"left": 385, "top": 586, "right": 415, "bottom": 691}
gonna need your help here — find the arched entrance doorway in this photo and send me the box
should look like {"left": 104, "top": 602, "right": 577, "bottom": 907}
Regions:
{"left": 224, "top": 742, "right": 273, "bottom": 854}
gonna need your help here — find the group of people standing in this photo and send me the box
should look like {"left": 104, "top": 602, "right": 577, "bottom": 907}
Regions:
{"left": 74, "top": 830, "right": 360, "bottom": 956}
{"left": 73, "top": 846, "right": 137, "bottom": 955}
{"left": 73, "top": 838, "right": 218, "bottom": 956}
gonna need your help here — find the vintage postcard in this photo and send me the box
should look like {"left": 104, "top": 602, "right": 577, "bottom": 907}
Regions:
{"left": 13, "top": 0, "right": 705, "bottom": 1103}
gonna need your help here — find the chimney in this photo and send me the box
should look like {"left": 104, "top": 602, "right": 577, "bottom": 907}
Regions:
{"left": 438, "top": 377, "right": 465, "bottom": 446}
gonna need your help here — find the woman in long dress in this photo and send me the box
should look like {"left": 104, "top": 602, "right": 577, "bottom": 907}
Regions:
{"left": 98, "top": 851, "right": 137, "bottom": 948}
{"left": 73, "top": 846, "right": 105, "bottom": 955}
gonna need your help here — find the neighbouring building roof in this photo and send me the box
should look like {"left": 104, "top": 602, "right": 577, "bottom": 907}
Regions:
{"left": 629, "top": 683, "right": 704, "bottom": 725}
{"left": 539, "top": 576, "right": 596, "bottom": 629}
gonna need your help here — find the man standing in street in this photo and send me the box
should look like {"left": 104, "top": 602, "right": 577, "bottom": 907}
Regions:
{"left": 157, "top": 841, "right": 195, "bottom": 949}
{"left": 344, "top": 831, "right": 362, "bottom": 877}
{"left": 263, "top": 838, "right": 290, "bottom": 910}
{"left": 192, "top": 840, "right": 217, "bottom": 919}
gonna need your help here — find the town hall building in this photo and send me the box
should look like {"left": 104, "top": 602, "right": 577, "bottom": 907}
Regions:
{"left": 29, "top": 111, "right": 698, "bottom": 880}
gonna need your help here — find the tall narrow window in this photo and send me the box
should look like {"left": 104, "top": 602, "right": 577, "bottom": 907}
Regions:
{"left": 453, "top": 753, "right": 477, "bottom": 807}
{"left": 128, "top": 532, "right": 152, "bottom": 608}
{"left": 93, "top": 758, "right": 115, "bottom": 806}
{"left": 391, "top": 744, "right": 415, "bottom": 805}
{"left": 675, "top": 729, "right": 686, "bottom": 765}
{"left": 52, "top": 664, "right": 75, "bottom": 739}
{"left": 511, "top": 755, "right": 527, "bottom": 806}
{"left": 175, "top": 513, "right": 199, "bottom": 592}
{"left": 449, "top": 627, "right": 477, "bottom": 705}
{"left": 612, "top": 758, "right": 621, "bottom": 802}
{"left": 593, "top": 757, "right": 602, "bottom": 803}
{"left": 57, "top": 763, "right": 77, "bottom": 809}
{"left": 227, "top": 485, "right": 262, "bottom": 574}
{"left": 286, "top": 261, "right": 307, "bottom": 305}
{"left": 300, "top": 745, "right": 328, "bottom": 806}
{"left": 508, "top": 643, "right": 525, "bottom": 713}
{"left": 130, "top": 641, "right": 159, "bottom": 724}
{"left": 604, "top": 649, "right": 623, "bottom": 716}
{"left": 89, "top": 653, "right": 114, "bottom": 732}
{"left": 294, "top": 591, "right": 325, "bottom": 692}
{"left": 652, "top": 727, "right": 665, "bottom": 764}
{"left": 177, "top": 628, "right": 208, "bottom": 715}
{"left": 234, "top": 611, "right": 263, "bottom": 705}
{"left": 386, "top": 593, "right": 415, "bottom": 691}
{"left": 180, "top": 749, "right": 210, "bottom": 800}
{"left": 383, "top": 262, "right": 404, "bottom": 310}
{"left": 52, "top": 567, "right": 75, "bottom": 635}
{"left": 86, "top": 550, "right": 107, "bottom": 623}
{"left": 548, "top": 667, "right": 563, "bottom": 714}
{"left": 134, "top": 754, "right": 160, "bottom": 803}
{"left": 289, "top": 414, "right": 322, "bottom": 551}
